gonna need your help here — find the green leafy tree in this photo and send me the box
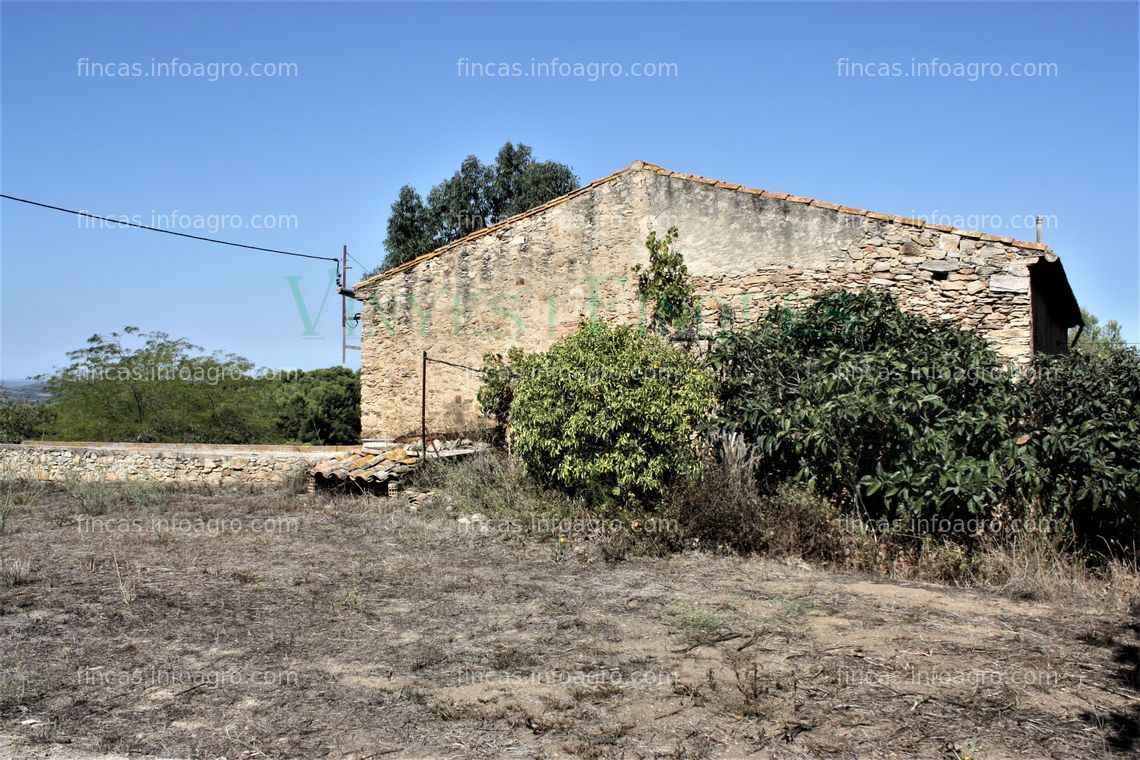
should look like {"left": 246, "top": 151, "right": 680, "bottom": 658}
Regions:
{"left": 705, "top": 289, "right": 1026, "bottom": 529}
{"left": 427, "top": 154, "right": 496, "bottom": 243}
{"left": 36, "top": 328, "right": 363, "bottom": 445}
{"left": 508, "top": 322, "right": 714, "bottom": 506}
{"left": 39, "top": 327, "right": 278, "bottom": 443}
{"left": 1020, "top": 346, "right": 1140, "bottom": 550}
{"left": 633, "top": 226, "right": 699, "bottom": 335}
{"left": 488, "top": 142, "right": 534, "bottom": 220}
{"left": 1072, "top": 308, "right": 1128, "bottom": 358}
{"left": 370, "top": 143, "right": 578, "bottom": 275}
{"left": 381, "top": 186, "right": 434, "bottom": 271}
{"left": 273, "top": 366, "right": 361, "bottom": 445}
{"left": 492, "top": 142, "right": 578, "bottom": 218}
{"left": 510, "top": 160, "right": 578, "bottom": 217}
{"left": 0, "top": 391, "right": 54, "bottom": 443}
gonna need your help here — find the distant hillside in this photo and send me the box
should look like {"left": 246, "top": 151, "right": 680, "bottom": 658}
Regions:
{"left": 0, "top": 380, "right": 50, "bottom": 404}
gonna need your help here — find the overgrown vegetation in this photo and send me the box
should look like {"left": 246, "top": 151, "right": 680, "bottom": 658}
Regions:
{"left": 473, "top": 229, "right": 1140, "bottom": 576}
{"left": 669, "top": 432, "right": 842, "bottom": 560}
{"left": 0, "top": 390, "right": 54, "bottom": 443}
{"left": 1021, "top": 347, "right": 1140, "bottom": 551}
{"left": 416, "top": 450, "right": 569, "bottom": 521}
{"left": 705, "top": 288, "right": 1027, "bottom": 529}
{"left": 7, "top": 327, "right": 360, "bottom": 445}
{"left": 476, "top": 347, "right": 527, "bottom": 444}
{"left": 699, "top": 289, "right": 1140, "bottom": 559}
{"left": 633, "top": 226, "right": 699, "bottom": 335}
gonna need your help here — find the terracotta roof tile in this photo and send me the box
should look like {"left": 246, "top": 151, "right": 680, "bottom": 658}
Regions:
{"left": 311, "top": 445, "right": 484, "bottom": 486}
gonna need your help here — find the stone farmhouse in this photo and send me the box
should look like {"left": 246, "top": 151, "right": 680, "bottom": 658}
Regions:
{"left": 353, "top": 161, "right": 1082, "bottom": 442}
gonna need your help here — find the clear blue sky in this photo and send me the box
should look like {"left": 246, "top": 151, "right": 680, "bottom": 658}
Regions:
{"left": 2, "top": 1, "right": 1137, "bottom": 380}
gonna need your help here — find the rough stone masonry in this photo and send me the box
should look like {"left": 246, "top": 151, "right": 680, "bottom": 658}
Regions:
{"left": 0, "top": 442, "right": 349, "bottom": 487}
{"left": 354, "top": 161, "right": 1082, "bottom": 441}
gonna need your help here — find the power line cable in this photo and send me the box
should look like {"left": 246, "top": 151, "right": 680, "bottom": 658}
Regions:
{"left": 0, "top": 193, "right": 342, "bottom": 276}
{"left": 344, "top": 250, "right": 375, "bottom": 284}
{"left": 425, "top": 356, "right": 483, "bottom": 373}
{"left": 346, "top": 250, "right": 369, "bottom": 272}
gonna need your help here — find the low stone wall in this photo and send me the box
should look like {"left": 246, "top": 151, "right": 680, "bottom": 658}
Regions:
{"left": 0, "top": 442, "right": 356, "bottom": 488}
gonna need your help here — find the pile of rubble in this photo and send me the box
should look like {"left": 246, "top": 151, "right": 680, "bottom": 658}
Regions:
{"left": 309, "top": 438, "right": 487, "bottom": 491}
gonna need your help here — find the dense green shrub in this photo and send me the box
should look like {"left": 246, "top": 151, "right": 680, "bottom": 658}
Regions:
{"left": 272, "top": 366, "right": 360, "bottom": 445}
{"left": 0, "top": 393, "right": 54, "bottom": 443}
{"left": 477, "top": 348, "right": 528, "bottom": 443}
{"left": 476, "top": 285, "right": 1139, "bottom": 555}
{"left": 705, "top": 289, "right": 1027, "bottom": 528}
{"left": 509, "top": 321, "right": 714, "bottom": 506}
{"left": 1021, "top": 347, "right": 1140, "bottom": 550}
{"left": 40, "top": 328, "right": 277, "bottom": 443}
{"left": 38, "top": 327, "right": 360, "bottom": 444}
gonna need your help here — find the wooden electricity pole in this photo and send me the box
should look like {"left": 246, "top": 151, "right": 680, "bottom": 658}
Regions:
{"left": 341, "top": 245, "right": 348, "bottom": 365}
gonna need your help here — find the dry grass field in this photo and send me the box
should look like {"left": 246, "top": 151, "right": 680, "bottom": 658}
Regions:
{"left": 1, "top": 478, "right": 1138, "bottom": 759}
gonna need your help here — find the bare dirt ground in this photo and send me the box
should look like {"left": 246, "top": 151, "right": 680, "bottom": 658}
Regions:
{"left": 1, "top": 485, "right": 1138, "bottom": 759}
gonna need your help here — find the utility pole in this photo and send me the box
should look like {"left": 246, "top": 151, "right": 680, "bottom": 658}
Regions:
{"left": 341, "top": 245, "right": 349, "bottom": 365}
{"left": 339, "top": 245, "right": 362, "bottom": 363}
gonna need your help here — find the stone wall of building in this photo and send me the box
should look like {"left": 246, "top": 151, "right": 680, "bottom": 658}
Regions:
{"left": 354, "top": 162, "right": 1059, "bottom": 441}
{"left": 356, "top": 168, "right": 651, "bottom": 440}
{"left": 642, "top": 167, "right": 1042, "bottom": 358}
{"left": 0, "top": 442, "right": 352, "bottom": 487}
